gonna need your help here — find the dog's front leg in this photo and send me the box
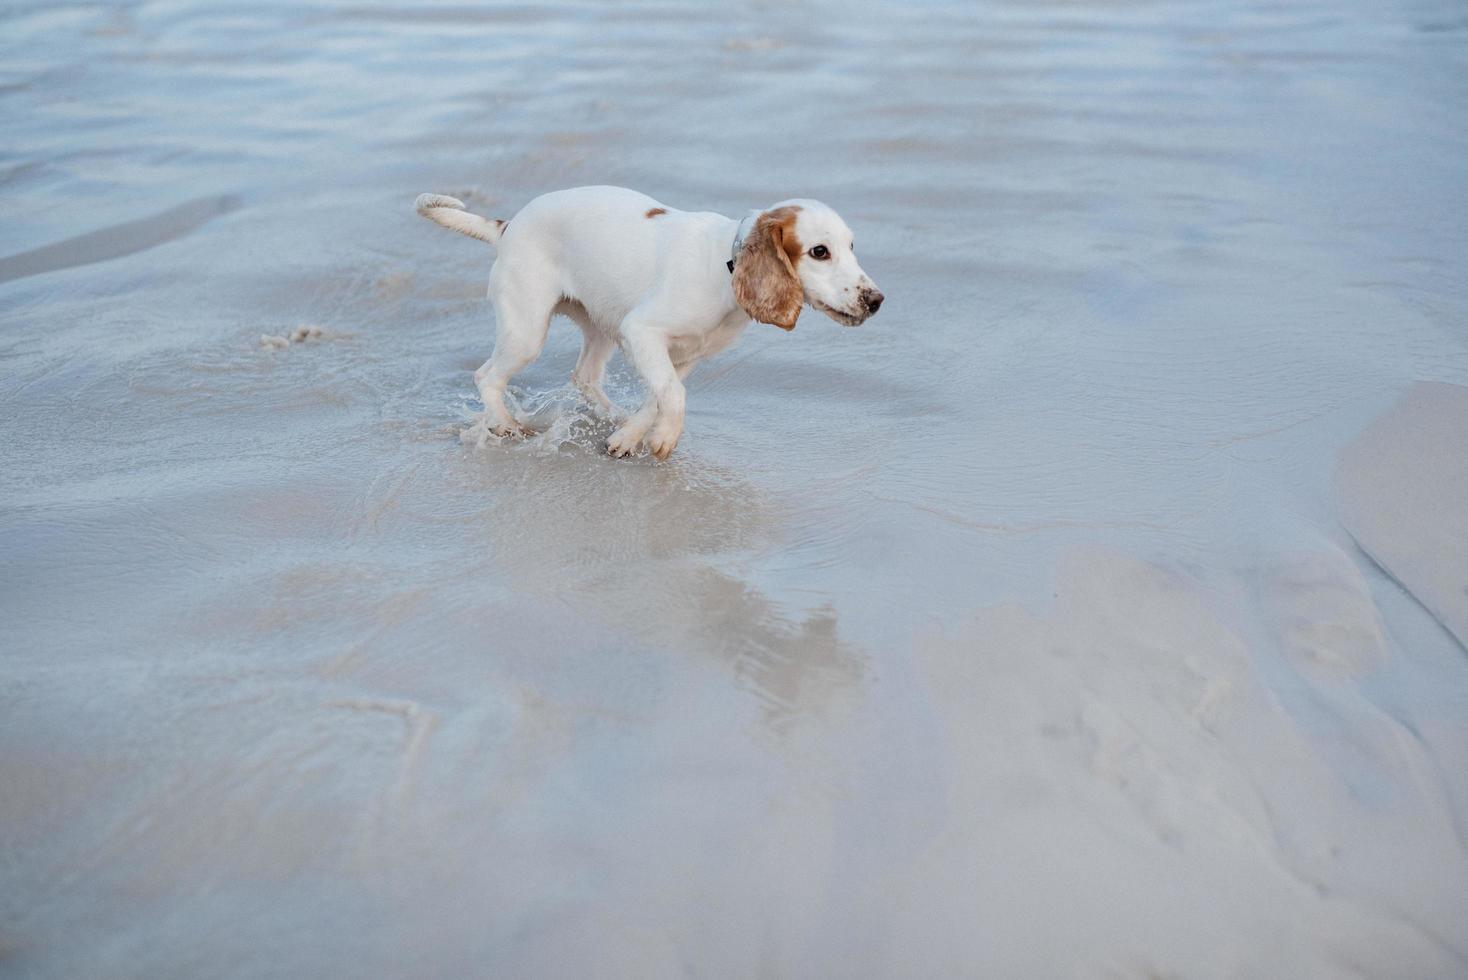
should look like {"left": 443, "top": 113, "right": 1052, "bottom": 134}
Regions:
{"left": 612, "top": 326, "right": 685, "bottom": 461}
{"left": 606, "top": 393, "right": 659, "bottom": 458}
{"left": 606, "top": 367, "right": 693, "bottom": 458}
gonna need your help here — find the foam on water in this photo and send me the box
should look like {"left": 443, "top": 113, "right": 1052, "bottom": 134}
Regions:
{"left": 457, "top": 383, "right": 629, "bottom": 457}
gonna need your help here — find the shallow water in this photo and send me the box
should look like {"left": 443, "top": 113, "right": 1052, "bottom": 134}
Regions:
{"left": 3, "top": 0, "right": 1468, "bottom": 976}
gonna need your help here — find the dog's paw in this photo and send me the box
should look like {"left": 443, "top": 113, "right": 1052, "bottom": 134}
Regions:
{"left": 490, "top": 419, "right": 535, "bottom": 440}
{"left": 646, "top": 424, "right": 681, "bottom": 461}
{"left": 606, "top": 426, "right": 644, "bottom": 458}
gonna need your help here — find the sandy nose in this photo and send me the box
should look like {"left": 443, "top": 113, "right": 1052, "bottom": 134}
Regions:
{"left": 864, "top": 289, "right": 884, "bottom": 313}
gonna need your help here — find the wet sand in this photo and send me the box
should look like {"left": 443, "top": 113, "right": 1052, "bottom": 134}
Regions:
{"left": 2, "top": 0, "right": 1467, "bottom": 977}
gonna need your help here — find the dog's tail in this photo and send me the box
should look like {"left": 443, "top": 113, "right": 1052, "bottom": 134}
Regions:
{"left": 414, "top": 193, "right": 506, "bottom": 245}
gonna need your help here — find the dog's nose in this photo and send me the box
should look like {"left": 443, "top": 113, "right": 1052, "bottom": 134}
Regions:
{"left": 865, "top": 290, "right": 884, "bottom": 313}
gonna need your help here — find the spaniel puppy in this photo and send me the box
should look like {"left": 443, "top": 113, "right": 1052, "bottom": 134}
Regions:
{"left": 415, "top": 186, "right": 882, "bottom": 459}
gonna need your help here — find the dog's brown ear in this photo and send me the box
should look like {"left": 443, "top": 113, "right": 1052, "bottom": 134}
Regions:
{"left": 732, "top": 206, "right": 803, "bottom": 330}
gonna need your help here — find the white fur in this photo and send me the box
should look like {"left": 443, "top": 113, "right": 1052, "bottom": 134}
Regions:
{"left": 414, "top": 186, "right": 881, "bottom": 459}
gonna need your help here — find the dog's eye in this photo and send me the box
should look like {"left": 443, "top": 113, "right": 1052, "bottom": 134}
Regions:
{"left": 809, "top": 245, "right": 829, "bottom": 260}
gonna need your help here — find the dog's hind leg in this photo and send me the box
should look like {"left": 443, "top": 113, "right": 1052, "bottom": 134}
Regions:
{"left": 474, "top": 281, "right": 555, "bottom": 439}
{"left": 572, "top": 335, "right": 617, "bottom": 418}
{"left": 561, "top": 303, "right": 617, "bottom": 419}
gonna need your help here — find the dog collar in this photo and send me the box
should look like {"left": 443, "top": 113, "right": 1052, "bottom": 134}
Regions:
{"left": 727, "top": 210, "right": 760, "bottom": 274}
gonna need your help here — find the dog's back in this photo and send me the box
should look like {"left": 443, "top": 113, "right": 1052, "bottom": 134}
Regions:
{"left": 501, "top": 187, "right": 669, "bottom": 305}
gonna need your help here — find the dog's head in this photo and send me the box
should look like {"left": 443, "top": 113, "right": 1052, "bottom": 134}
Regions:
{"left": 731, "top": 201, "right": 883, "bottom": 331}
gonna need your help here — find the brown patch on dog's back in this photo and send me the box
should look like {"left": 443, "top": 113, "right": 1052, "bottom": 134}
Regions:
{"left": 645, "top": 207, "right": 666, "bottom": 218}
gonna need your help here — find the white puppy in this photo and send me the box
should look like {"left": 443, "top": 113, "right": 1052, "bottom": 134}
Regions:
{"left": 415, "top": 186, "right": 882, "bottom": 459}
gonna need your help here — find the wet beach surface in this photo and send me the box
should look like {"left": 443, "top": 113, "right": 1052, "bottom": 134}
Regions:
{"left": 2, "top": 1, "right": 1468, "bottom": 976}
